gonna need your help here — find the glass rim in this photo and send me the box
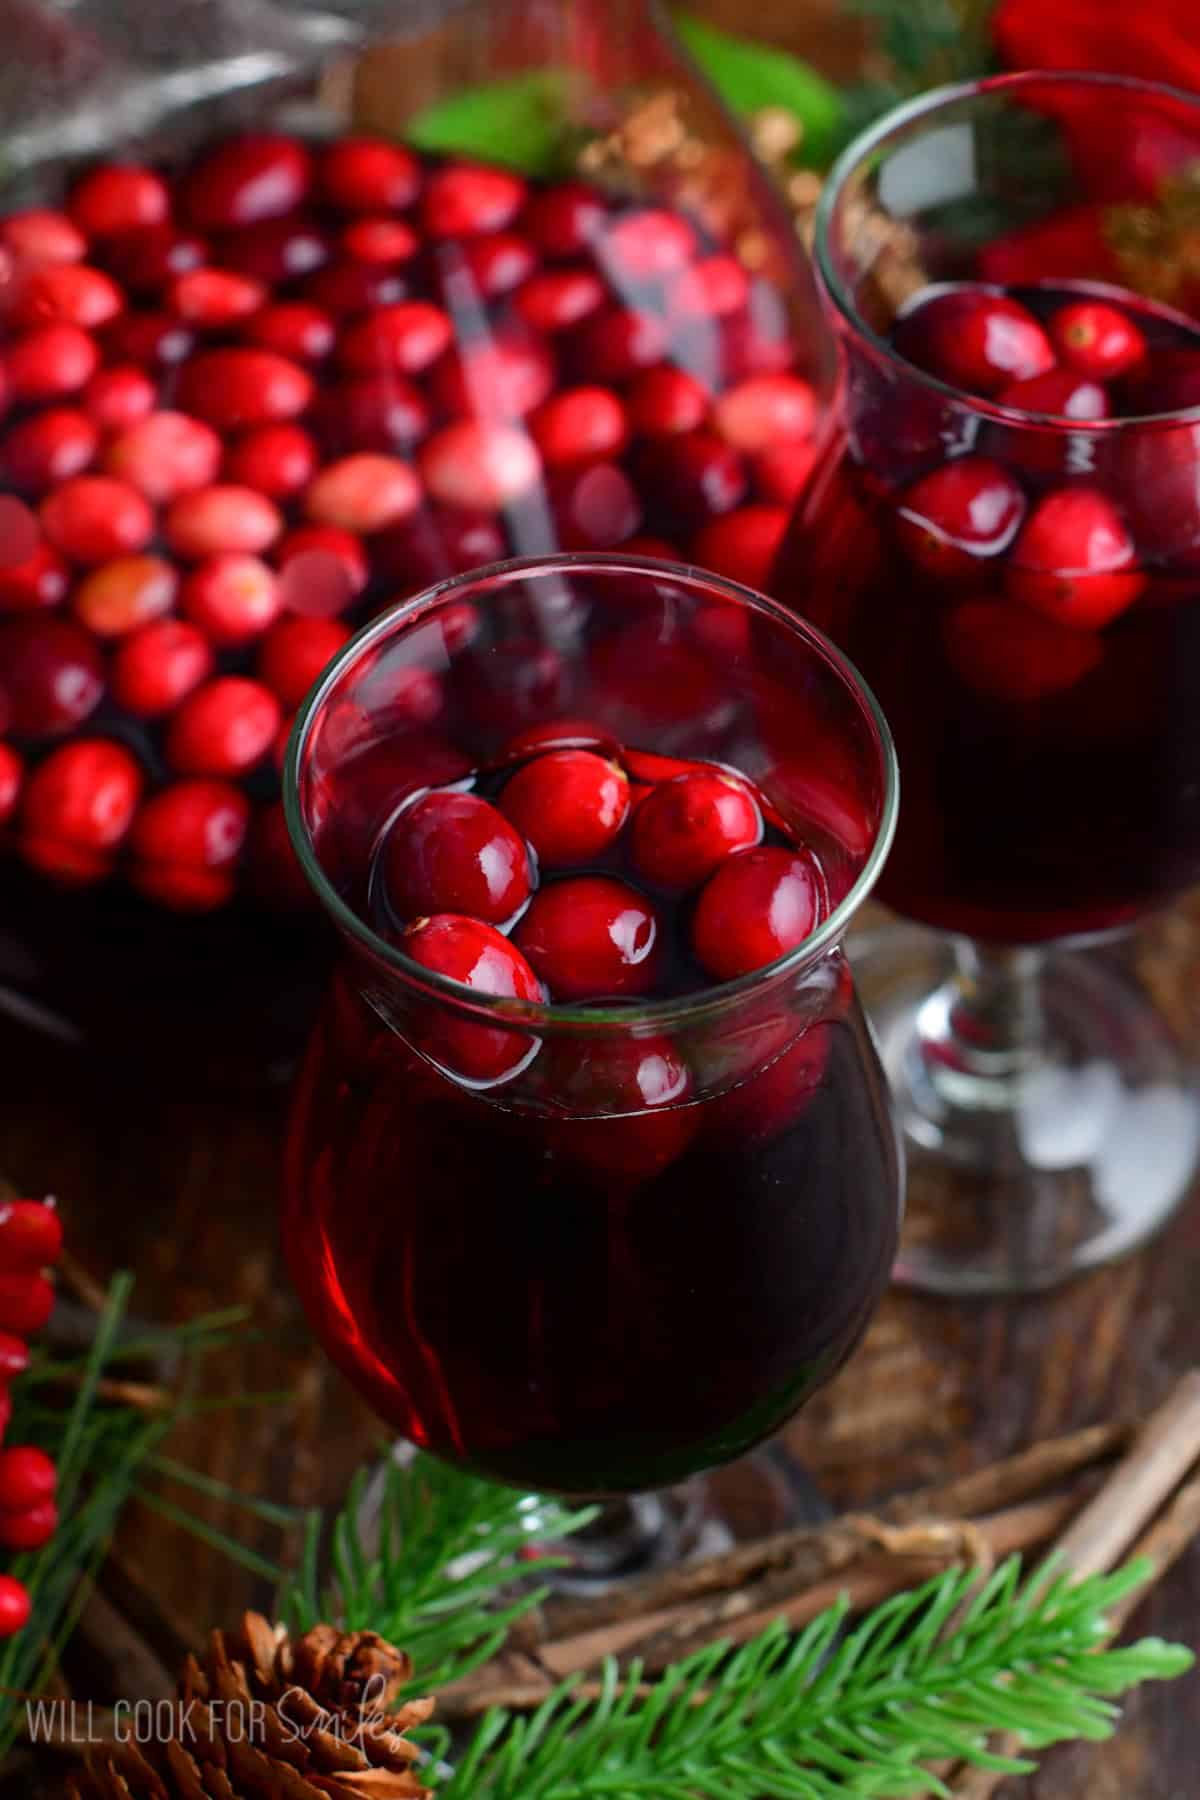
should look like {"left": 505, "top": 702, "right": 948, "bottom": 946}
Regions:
{"left": 282, "top": 552, "right": 900, "bottom": 1034}
{"left": 815, "top": 68, "right": 1200, "bottom": 434}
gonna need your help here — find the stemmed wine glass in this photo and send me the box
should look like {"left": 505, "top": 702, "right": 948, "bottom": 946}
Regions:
{"left": 280, "top": 554, "right": 899, "bottom": 1533}
{"left": 774, "top": 72, "right": 1200, "bottom": 1293}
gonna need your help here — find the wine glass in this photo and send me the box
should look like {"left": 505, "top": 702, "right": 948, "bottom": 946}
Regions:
{"left": 280, "top": 553, "right": 899, "bottom": 1533}
{"left": 774, "top": 72, "right": 1200, "bottom": 1293}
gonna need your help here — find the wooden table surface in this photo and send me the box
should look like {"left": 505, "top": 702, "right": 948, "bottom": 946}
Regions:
{"left": 2, "top": 894, "right": 1198, "bottom": 1797}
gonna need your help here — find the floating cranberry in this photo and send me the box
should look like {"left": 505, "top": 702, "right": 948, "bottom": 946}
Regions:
{"left": 69, "top": 163, "right": 169, "bottom": 236}
{"left": 713, "top": 374, "right": 816, "bottom": 451}
{"left": 0, "top": 207, "right": 86, "bottom": 263}
{"left": 181, "top": 554, "right": 280, "bottom": 646}
{"left": 626, "top": 366, "right": 709, "bottom": 436}
{"left": 98, "top": 223, "right": 207, "bottom": 294}
{"left": 568, "top": 306, "right": 668, "bottom": 383}
{"left": 2, "top": 409, "right": 97, "bottom": 492}
{"left": 110, "top": 617, "right": 213, "bottom": 717}
{"left": 514, "top": 266, "right": 605, "bottom": 334}
{"left": 530, "top": 387, "right": 627, "bottom": 465}
{"left": 894, "top": 456, "right": 1026, "bottom": 576}
{"left": 703, "top": 1026, "right": 830, "bottom": 1148}
{"left": 6, "top": 263, "right": 123, "bottom": 331}
{"left": 82, "top": 365, "right": 156, "bottom": 432}
{"left": 382, "top": 790, "right": 531, "bottom": 925}
{"left": 243, "top": 301, "right": 336, "bottom": 364}
{"left": 166, "top": 675, "right": 281, "bottom": 776}
{"left": 175, "top": 348, "right": 313, "bottom": 431}
{"left": 420, "top": 419, "right": 541, "bottom": 511}
{"left": 257, "top": 614, "right": 350, "bottom": 710}
{"left": 0, "top": 615, "right": 103, "bottom": 736}
{"left": 1006, "top": 487, "right": 1146, "bottom": 629}
{"left": 0, "top": 744, "right": 22, "bottom": 824}
{"left": 550, "top": 462, "right": 641, "bottom": 549}
{"left": 7, "top": 324, "right": 98, "bottom": 400}
{"left": 73, "top": 554, "right": 178, "bottom": 638}
{"left": 104, "top": 410, "right": 223, "bottom": 503}
{"left": 310, "top": 376, "right": 431, "bottom": 456}
{"left": 692, "top": 504, "right": 789, "bottom": 591}
{"left": 500, "top": 750, "right": 630, "bottom": 867}
{"left": 275, "top": 524, "right": 368, "bottom": 616}
{"left": 942, "top": 596, "right": 1102, "bottom": 702}
{"left": 500, "top": 717, "right": 614, "bottom": 760}
{"left": 19, "top": 737, "right": 142, "bottom": 882}
{"left": 0, "top": 1446, "right": 56, "bottom": 1510}
{"left": 165, "top": 485, "right": 283, "bottom": 560}
{"left": 895, "top": 286, "right": 1055, "bottom": 395}
{"left": 423, "top": 163, "right": 526, "bottom": 238}
{"left": 167, "top": 267, "right": 265, "bottom": 326}
{"left": 0, "top": 1272, "right": 54, "bottom": 1335}
{"left": 129, "top": 778, "right": 251, "bottom": 911}
{"left": 522, "top": 182, "right": 607, "bottom": 258}
{"left": 0, "top": 1502, "right": 57, "bottom": 1551}
{"left": 0, "top": 1576, "right": 31, "bottom": 1638}
{"left": 337, "top": 302, "right": 454, "bottom": 377}
{"left": 997, "top": 367, "right": 1109, "bottom": 419}
{"left": 102, "top": 310, "right": 194, "bottom": 369}
{"left": 180, "top": 134, "right": 313, "bottom": 231}
{"left": 304, "top": 454, "right": 422, "bottom": 535}
{"left": 342, "top": 216, "right": 419, "bottom": 266}
{"left": 400, "top": 913, "right": 541, "bottom": 1085}
{"left": 224, "top": 423, "right": 317, "bottom": 498}
{"left": 515, "top": 876, "right": 661, "bottom": 1000}
{"left": 40, "top": 476, "right": 153, "bottom": 564}
{"left": 320, "top": 137, "right": 421, "bottom": 213}
{"left": 540, "top": 1034, "right": 696, "bottom": 1181}
{"left": 692, "top": 846, "right": 824, "bottom": 981}
{"left": 753, "top": 441, "right": 818, "bottom": 506}
{"left": 600, "top": 210, "right": 697, "bottom": 280}
{"left": 215, "top": 215, "right": 330, "bottom": 285}
{"left": 1050, "top": 300, "right": 1146, "bottom": 379}
{"left": 631, "top": 768, "right": 761, "bottom": 891}
{"left": 298, "top": 260, "right": 407, "bottom": 316}
{"left": 636, "top": 430, "right": 748, "bottom": 527}
{"left": 432, "top": 336, "right": 555, "bottom": 419}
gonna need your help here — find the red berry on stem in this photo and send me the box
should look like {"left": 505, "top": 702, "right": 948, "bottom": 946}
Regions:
{"left": 129, "top": 778, "right": 251, "bottom": 910}
{"left": 2, "top": 409, "right": 98, "bottom": 492}
{"left": 0, "top": 1577, "right": 31, "bottom": 1638}
{"left": 514, "top": 267, "right": 605, "bottom": 334}
{"left": 626, "top": 366, "right": 709, "bottom": 436}
{"left": 895, "top": 286, "right": 1055, "bottom": 395}
{"left": 7, "top": 324, "right": 98, "bottom": 400}
{"left": 631, "top": 769, "right": 761, "bottom": 891}
{"left": 181, "top": 555, "right": 280, "bottom": 646}
{"left": 0, "top": 1201, "right": 62, "bottom": 1269}
{"left": 941, "top": 597, "right": 1102, "bottom": 702}
{"left": 0, "top": 1446, "right": 56, "bottom": 1510}
{"left": 180, "top": 134, "right": 313, "bottom": 231}
{"left": 72, "top": 555, "right": 178, "bottom": 638}
{"left": 257, "top": 615, "right": 350, "bottom": 710}
{"left": 419, "top": 420, "right": 541, "bottom": 510}
{"left": 82, "top": 365, "right": 157, "bottom": 432}
{"left": 500, "top": 750, "right": 630, "bottom": 867}
{"left": 515, "top": 876, "right": 661, "bottom": 1000}
{"left": 383, "top": 790, "right": 531, "bottom": 925}
{"left": 1, "top": 208, "right": 86, "bottom": 263}
{"left": 0, "top": 744, "right": 22, "bottom": 825}
{"left": 0, "top": 615, "right": 104, "bottom": 737}
{"left": 0, "top": 1500, "right": 57, "bottom": 1551}
{"left": 69, "top": 163, "right": 169, "bottom": 236}
{"left": 530, "top": 387, "right": 627, "bottom": 465}
{"left": 243, "top": 301, "right": 335, "bottom": 364}
{"left": 692, "top": 846, "right": 824, "bottom": 981}
{"left": 1006, "top": 487, "right": 1146, "bottom": 630}
{"left": 691, "top": 504, "right": 789, "bottom": 590}
{"left": 305, "top": 454, "right": 422, "bottom": 534}
{"left": 401, "top": 913, "right": 541, "bottom": 1085}
{"left": 165, "top": 485, "right": 282, "bottom": 559}
{"left": 0, "top": 1271, "right": 53, "bottom": 1335}
{"left": 110, "top": 618, "right": 213, "bottom": 717}
{"left": 175, "top": 348, "right": 313, "bottom": 431}
{"left": 422, "top": 163, "right": 526, "bottom": 237}
{"left": 40, "top": 476, "right": 153, "bottom": 564}
{"left": 320, "top": 137, "right": 421, "bottom": 213}
{"left": 19, "top": 738, "right": 142, "bottom": 882}
{"left": 166, "top": 677, "right": 281, "bottom": 777}
{"left": 894, "top": 456, "right": 1026, "bottom": 576}
{"left": 224, "top": 423, "right": 317, "bottom": 498}
{"left": 998, "top": 367, "right": 1109, "bottom": 420}
{"left": 1049, "top": 300, "right": 1145, "bottom": 380}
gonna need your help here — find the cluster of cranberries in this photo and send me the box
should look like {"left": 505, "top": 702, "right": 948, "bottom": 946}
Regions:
{"left": 0, "top": 131, "right": 815, "bottom": 915}
{"left": 373, "top": 719, "right": 827, "bottom": 1088}
{"left": 886, "top": 281, "right": 1199, "bottom": 696}
{"left": 0, "top": 1198, "right": 63, "bottom": 1639}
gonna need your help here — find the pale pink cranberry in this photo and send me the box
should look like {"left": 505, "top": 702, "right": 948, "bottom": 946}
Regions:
{"left": 165, "top": 485, "right": 283, "bottom": 559}
{"left": 179, "top": 134, "right": 313, "bottom": 231}
{"left": 431, "top": 336, "right": 555, "bottom": 419}
{"left": 337, "top": 303, "right": 454, "bottom": 376}
{"left": 103, "top": 410, "right": 223, "bottom": 502}
{"left": 0, "top": 209, "right": 86, "bottom": 263}
{"left": 6, "top": 263, "right": 123, "bottom": 330}
{"left": 1, "top": 409, "right": 97, "bottom": 492}
{"left": 420, "top": 420, "right": 541, "bottom": 511}
{"left": 341, "top": 217, "right": 419, "bottom": 265}
{"left": 514, "top": 267, "right": 605, "bottom": 333}
{"left": 530, "top": 387, "right": 627, "bottom": 465}
{"left": 40, "top": 476, "right": 153, "bottom": 563}
{"left": 166, "top": 675, "right": 282, "bottom": 776}
{"left": 181, "top": 554, "right": 281, "bottom": 646}
{"left": 242, "top": 301, "right": 335, "bottom": 363}
{"left": 319, "top": 138, "right": 421, "bottom": 213}
{"left": 670, "top": 255, "right": 749, "bottom": 318}
{"left": 72, "top": 554, "right": 178, "bottom": 638}
{"left": 275, "top": 524, "right": 368, "bottom": 616}
{"left": 626, "top": 365, "right": 709, "bottom": 435}
{"left": 304, "top": 454, "right": 422, "bottom": 534}
{"left": 69, "top": 164, "right": 170, "bottom": 236}
{"left": 7, "top": 324, "right": 98, "bottom": 400}
{"left": 713, "top": 374, "right": 816, "bottom": 451}
{"left": 167, "top": 267, "right": 266, "bottom": 326}
{"left": 82, "top": 366, "right": 157, "bottom": 432}
{"left": 422, "top": 163, "right": 526, "bottom": 237}
{"left": 174, "top": 348, "right": 313, "bottom": 430}
{"left": 110, "top": 618, "right": 213, "bottom": 717}
{"left": 599, "top": 210, "right": 696, "bottom": 280}
{"left": 223, "top": 423, "right": 318, "bottom": 498}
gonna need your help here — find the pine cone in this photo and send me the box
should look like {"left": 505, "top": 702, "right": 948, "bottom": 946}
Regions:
{"left": 69, "top": 1613, "right": 436, "bottom": 1799}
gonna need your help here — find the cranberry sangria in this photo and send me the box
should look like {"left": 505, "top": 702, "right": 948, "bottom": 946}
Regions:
{"left": 281, "top": 556, "right": 899, "bottom": 1496}
{"left": 777, "top": 73, "right": 1200, "bottom": 1293}
{"left": 0, "top": 0, "right": 829, "bottom": 1082}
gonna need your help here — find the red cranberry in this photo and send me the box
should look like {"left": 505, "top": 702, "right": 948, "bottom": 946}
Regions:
{"left": 0, "top": 1446, "right": 56, "bottom": 1510}
{"left": 0, "top": 1272, "right": 54, "bottom": 1335}
{"left": 626, "top": 365, "right": 709, "bottom": 436}
{"left": 461, "top": 231, "right": 537, "bottom": 296}
{"left": 338, "top": 302, "right": 455, "bottom": 376}
{"left": 514, "top": 267, "right": 605, "bottom": 334}
{"left": 0, "top": 1335, "right": 29, "bottom": 1379}
{"left": 1050, "top": 300, "right": 1145, "bottom": 379}
{"left": 998, "top": 368, "right": 1109, "bottom": 419}
{"left": 0, "top": 743, "right": 23, "bottom": 823}
{"left": 305, "top": 454, "right": 422, "bottom": 534}
{"left": 567, "top": 306, "right": 669, "bottom": 382}
{"left": 167, "top": 267, "right": 265, "bottom": 326}
{"left": 753, "top": 441, "right": 818, "bottom": 505}
{"left": 540, "top": 1035, "right": 696, "bottom": 1182}
{"left": 636, "top": 430, "right": 748, "bottom": 527}
{"left": 530, "top": 387, "right": 627, "bottom": 465}
{"left": 499, "top": 750, "right": 630, "bottom": 867}
{"left": 320, "top": 137, "right": 421, "bottom": 213}
{"left": 0, "top": 1578, "right": 31, "bottom": 1638}
{"left": 400, "top": 913, "right": 541, "bottom": 1085}
{"left": 310, "top": 376, "right": 431, "bottom": 456}
{"left": 2, "top": 409, "right": 97, "bottom": 492}
{"left": 342, "top": 216, "right": 419, "bottom": 266}
{"left": 110, "top": 617, "right": 214, "bottom": 717}
{"left": 82, "top": 365, "right": 156, "bottom": 432}
{"left": 717, "top": 281, "right": 793, "bottom": 382}
{"left": 224, "top": 423, "right": 317, "bottom": 498}
{"left": 129, "top": 778, "right": 250, "bottom": 910}
{"left": 0, "top": 1502, "right": 58, "bottom": 1552}
{"left": 98, "top": 223, "right": 207, "bottom": 294}
{"left": 257, "top": 614, "right": 350, "bottom": 710}
{"left": 19, "top": 737, "right": 142, "bottom": 881}
{"left": 703, "top": 1026, "right": 830, "bottom": 1149}
{"left": 500, "top": 717, "right": 615, "bottom": 760}
{"left": 600, "top": 210, "right": 696, "bottom": 280}
{"left": 0, "top": 540, "right": 70, "bottom": 614}
{"left": 165, "top": 485, "right": 282, "bottom": 560}
{"left": 942, "top": 597, "right": 1102, "bottom": 702}
{"left": 895, "top": 286, "right": 1055, "bottom": 395}
{"left": 101, "top": 310, "right": 194, "bottom": 369}
{"left": 420, "top": 419, "right": 541, "bottom": 511}
{"left": 180, "top": 134, "right": 313, "bottom": 231}
{"left": 691, "top": 504, "right": 789, "bottom": 591}
{"left": 631, "top": 768, "right": 761, "bottom": 891}
{"left": 175, "top": 348, "right": 313, "bottom": 430}
{"left": 382, "top": 790, "right": 531, "bottom": 925}
{"left": 0, "top": 1199, "right": 62, "bottom": 1267}
{"left": 423, "top": 163, "right": 526, "bottom": 238}
{"left": 0, "top": 208, "right": 86, "bottom": 263}
{"left": 214, "top": 215, "right": 330, "bottom": 284}
{"left": 40, "top": 475, "right": 153, "bottom": 564}
{"left": 103, "top": 410, "right": 223, "bottom": 502}
{"left": 275, "top": 524, "right": 368, "bottom": 616}
{"left": 243, "top": 301, "right": 336, "bottom": 364}
{"left": 298, "top": 260, "right": 407, "bottom": 316}
{"left": 522, "top": 182, "right": 607, "bottom": 258}
{"left": 373, "top": 507, "right": 505, "bottom": 592}
{"left": 692, "top": 846, "right": 824, "bottom": 981}
{"left": 7, "top": 324, "right": 98, "bottom": 400}
{"left": 181, "top": 554, "right": 280, "bottom": 646}
{"left": 1005, "top": 487, "right": 1145, "bottom": 629}
{"left": 671, "top": 255, "right": 750, "bottom": 319}
{"left": 166, "top": 675, "right": 281, "bottom": 776}
{"left": 713, "top": 374, "right": 816, "bottom": 451}
{"left": 550, "top": 462, "right": 642, "bottom": 549}
{"left": 431, "top": 336, "right": 555, "bottom": 419}
{"left": 6, "top": 263, "right": 123, "bottom": 330}
{"left": 894, "top": 456, "right": 1026, "bottom": 576}
{"left": 69, "top": 163, "right": 169, "bottom": 236}
{"left": 73, "top": 554, "right": 178, "bottom": 638}
{"left": 515, "top": 876, "right": 660, "bottom": 1000}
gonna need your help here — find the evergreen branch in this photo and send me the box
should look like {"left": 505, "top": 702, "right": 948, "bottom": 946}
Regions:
{"left": 435, "top": 1557, "right": 1191, "bottom": 1800}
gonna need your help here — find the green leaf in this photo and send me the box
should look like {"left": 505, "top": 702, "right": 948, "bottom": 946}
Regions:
{"left": 407, "top": 73, "right": 573, "bottom": 177}
{"left": 672, "top": 13, "right": 845, "bottom": 166}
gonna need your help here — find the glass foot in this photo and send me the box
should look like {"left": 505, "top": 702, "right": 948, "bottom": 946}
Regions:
{"left": 851, "top": 922, "right": 1200, "bottom": 1295}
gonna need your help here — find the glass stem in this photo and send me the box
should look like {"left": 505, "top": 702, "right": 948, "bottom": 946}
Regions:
{"left": 911, "top": 939, "right": 1049, "bottom": 1113}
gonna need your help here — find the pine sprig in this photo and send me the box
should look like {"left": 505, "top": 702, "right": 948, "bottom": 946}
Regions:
{"left": 434, "top": 1556, "right": 1191, "bottom": 1800}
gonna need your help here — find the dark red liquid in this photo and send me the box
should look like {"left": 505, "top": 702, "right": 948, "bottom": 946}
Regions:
{"left": 775, "top": 281, "right": 1200, "bottom": 943}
